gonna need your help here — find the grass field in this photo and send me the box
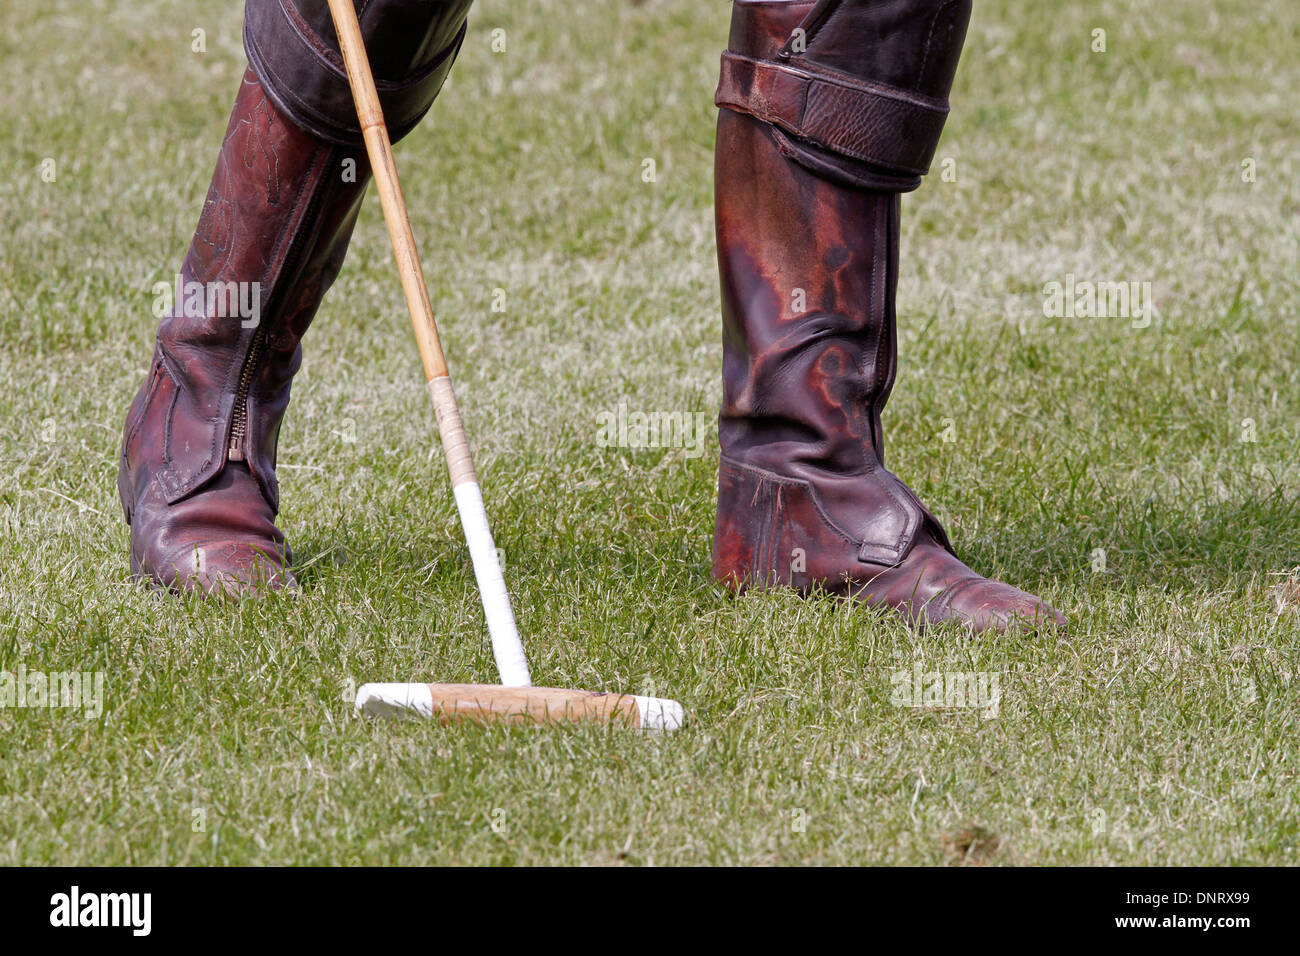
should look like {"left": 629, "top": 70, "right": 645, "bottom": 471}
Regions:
{"left": 1, "top": 0, "right": 1298, "bottom": 865}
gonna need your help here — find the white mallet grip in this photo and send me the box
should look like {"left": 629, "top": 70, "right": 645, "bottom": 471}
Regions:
{"left": 430, "top": 375, "right": 532, "bottom": 687}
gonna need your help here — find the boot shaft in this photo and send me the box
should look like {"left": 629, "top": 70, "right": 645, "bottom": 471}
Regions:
{"left": 716, "top": 0, "right": 975, "bottom": 473}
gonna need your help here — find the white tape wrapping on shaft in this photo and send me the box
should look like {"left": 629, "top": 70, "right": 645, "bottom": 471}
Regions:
{"left": 453, "top": 481, "right": 532, "bottom": 686}
{"left": 429, "top": 376, "right": 531, "bottom": 687}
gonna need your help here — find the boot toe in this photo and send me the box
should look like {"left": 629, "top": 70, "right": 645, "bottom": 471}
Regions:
{"left": 136, "top": 539, "right": 297, "bottom": 598}
{"left": 928, "top": 576, "right": 1066, "bottom": 633}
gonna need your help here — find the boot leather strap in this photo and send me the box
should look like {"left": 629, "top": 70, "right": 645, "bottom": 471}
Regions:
{"left": 715, "top": 51, "right": 949, "bottom": 177}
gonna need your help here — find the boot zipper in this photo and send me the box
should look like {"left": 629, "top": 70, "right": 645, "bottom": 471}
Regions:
{"left": 227, "top": 327, "right": 266, "bottom": 461}
{"left": 225, "top": 147, "right": 333, "bottom": 464}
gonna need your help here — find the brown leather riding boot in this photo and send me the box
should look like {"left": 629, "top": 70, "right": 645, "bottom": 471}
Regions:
{"left": 119, "top": 0, "right": 472, "bottom": 595}
{"left": 711, "top": 0, "right": 1065, "bottom": 632}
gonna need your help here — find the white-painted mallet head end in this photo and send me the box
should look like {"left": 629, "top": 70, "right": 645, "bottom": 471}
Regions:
{"left": 635, "top": 695, "right": 685, "bottom": 732}
{"left": 355, "top": 682, "right": 434, "bottom": 719}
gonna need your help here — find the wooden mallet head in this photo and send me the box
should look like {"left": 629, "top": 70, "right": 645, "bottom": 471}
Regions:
{"left": 356, "top": 683, "right": 685, "bottom": 730}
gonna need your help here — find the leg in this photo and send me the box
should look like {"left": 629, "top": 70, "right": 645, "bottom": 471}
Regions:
{"left": 711, "top": 0, "right": 1065, "bottom": 632}
{"left": 119, "top": 0, "right": 472, "bottom": 596}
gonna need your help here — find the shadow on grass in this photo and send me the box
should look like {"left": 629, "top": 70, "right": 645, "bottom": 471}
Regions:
{"left": 290, "top": 464, "right": 1300, "bottom": 612}
{"left": 960, "top": 486, "right": 1300, "bottom": 598}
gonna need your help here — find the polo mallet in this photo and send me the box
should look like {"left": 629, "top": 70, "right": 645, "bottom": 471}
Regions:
{"left": 328, "top": 0, "right": 682, "bottom": 731}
